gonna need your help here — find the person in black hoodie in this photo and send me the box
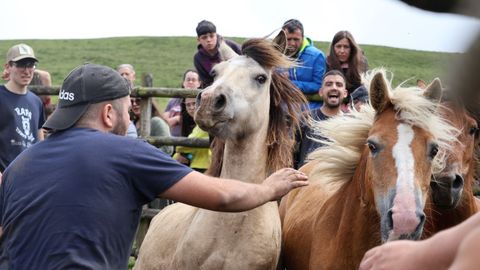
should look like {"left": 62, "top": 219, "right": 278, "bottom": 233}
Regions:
{"left": 193, "top": 20, "right": 241, "bottom": 88}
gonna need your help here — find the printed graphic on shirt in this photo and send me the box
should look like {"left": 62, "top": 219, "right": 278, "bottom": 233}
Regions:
{"left": 14, "top": 107, "right": 35, "bottom": 146}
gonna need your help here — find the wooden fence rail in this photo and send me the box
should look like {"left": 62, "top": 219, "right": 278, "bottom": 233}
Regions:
{"left": 29, "top": 85, "right": 201, "bottom": 98}
{"left": 29, "top": 85, "right": 208, "bottom": 146}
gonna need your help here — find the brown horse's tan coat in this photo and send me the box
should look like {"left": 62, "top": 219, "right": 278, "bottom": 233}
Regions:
{"left": 280, "top": 70, "right": 458, "bottom": 270}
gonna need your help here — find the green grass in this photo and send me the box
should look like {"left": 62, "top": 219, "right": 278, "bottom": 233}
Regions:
{"left": 0, "top": 36, "right": 460, "bottom": 110}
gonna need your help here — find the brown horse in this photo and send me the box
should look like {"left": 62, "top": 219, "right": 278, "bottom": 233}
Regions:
{"left": 134, "top": 38, "right": 307, "bottom": 270}
{"left": 423, "top": 85, "right": 480, "bottom": 238}
{"left": 279, "top": 69, "right": 458, "bottom": 270}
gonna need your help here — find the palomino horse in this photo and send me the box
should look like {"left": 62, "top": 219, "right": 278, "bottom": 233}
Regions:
{"left": 279, "top": 70, "right": 458, "bottom": 270}
{"left": 134, "top": 38, "right": 307, "bottom": 270}
{"left": 422, "top": 84, "right": 480, "bottom": 238}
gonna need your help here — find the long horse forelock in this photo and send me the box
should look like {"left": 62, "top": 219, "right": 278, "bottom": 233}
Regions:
{"left": 390, "top": 86, "right": 459, "bottom": 173}
{"left": 242, "top": 38, "right": 294, "bottom": 70}
{"left": 364, "top": 69, "right": 458, "bottom": 165}
{"left": 240, "top": 38, "right": 306, "bottom": 172}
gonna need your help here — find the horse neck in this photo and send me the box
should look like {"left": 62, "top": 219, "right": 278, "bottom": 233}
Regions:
{"left": 326, "top": 162, "right": 382, "bottom": 263}
{"left": 220, "top": 125, "right": 269, "bottom": 183}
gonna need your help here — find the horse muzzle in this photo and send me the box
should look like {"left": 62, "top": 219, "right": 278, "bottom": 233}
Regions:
{"left": 383, "top": 208, "right": 425, "bottom": 242}
{"left": 430, "top": 173, "right": 464, "bottom": 209}
{"left": 195, "top": 88, "right": 233, "bottom": 136}
{"left": 378, "top": 190, "right": 426, "bottom": 243}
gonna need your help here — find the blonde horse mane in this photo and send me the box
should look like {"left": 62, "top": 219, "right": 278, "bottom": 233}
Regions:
{"left": 206, "top": 38, "right": 308, "bottom": 176}
{"left": 308, "top": 68, "right": 458, "bottom": 193}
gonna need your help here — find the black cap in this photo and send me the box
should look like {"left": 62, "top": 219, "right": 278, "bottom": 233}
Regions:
{"left": 196, "top": 20, "right": 216, "bottom": 37}
{"left": 351, "top": 85, "right": 369, "bottom": 103}
{"left": 43, "top": 63, "right": 131, "bottom": 131}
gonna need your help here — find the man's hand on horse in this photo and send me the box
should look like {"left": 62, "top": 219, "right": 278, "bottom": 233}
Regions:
{"left": 263, "top": 168, "right": 308, "bottom": 200}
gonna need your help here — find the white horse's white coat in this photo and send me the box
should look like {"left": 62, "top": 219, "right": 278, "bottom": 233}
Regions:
{"left": 134, "top": 40, "right": 287, "bottom": 270}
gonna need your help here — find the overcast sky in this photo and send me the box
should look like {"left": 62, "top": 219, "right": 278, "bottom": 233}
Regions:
{"left": 1, "top": 0, "right": 479, "bottom": 52}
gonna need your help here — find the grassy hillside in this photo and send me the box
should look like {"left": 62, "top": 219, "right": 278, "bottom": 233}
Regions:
{"left": 0, "top": 36, "right": 460, "bottom": 105}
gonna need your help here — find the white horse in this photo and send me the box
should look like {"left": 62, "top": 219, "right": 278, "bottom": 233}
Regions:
{"left": 134, "top": 38, "right": 307, "bottom": 269}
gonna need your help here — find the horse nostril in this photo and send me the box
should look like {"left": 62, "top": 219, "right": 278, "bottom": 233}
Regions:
{"left": 214, "top": 94, "right": 227, "bottom": 111}
{"left": 387, "top": 209, "right": 393, "bottom": 230}
{"left": 452, "top": 174, "right": 464, "bottom": 190}
{"left": 417, "top": 211, "right": 425, "bottom": 227}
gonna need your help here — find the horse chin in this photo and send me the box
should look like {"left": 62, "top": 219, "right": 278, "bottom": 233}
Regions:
{"left": 432, "top": 192, "right": 462, "bottom": 209}
{"left": 430, "top": 182, "right": 462, "bottom": 209}
{"left": 197, "top": 120, "right": 230, "bottom": 139}
{"left": 385, "top": 228, "right": 423, "bottom": 243}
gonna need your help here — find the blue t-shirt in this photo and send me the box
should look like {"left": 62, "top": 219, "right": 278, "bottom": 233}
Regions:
{"left": 0, "top": 85, "right": 45, "bottom": 172}
{"left": 0, "top": 128, "right": 192, "bottom": 269}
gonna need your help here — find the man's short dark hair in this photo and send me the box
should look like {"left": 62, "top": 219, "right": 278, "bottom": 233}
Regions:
{"left": 323, "top": 69, "right": 346, "bottom": 83}
{"left": 282, "top": 19, "right": 304, "bottom": 37}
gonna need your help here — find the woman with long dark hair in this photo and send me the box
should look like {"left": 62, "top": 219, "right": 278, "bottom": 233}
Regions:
{"left": 327, "top": 30, "right": 368, "bottom": 95}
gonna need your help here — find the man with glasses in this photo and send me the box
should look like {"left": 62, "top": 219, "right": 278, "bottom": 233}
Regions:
{"left": 116, "top": 63, "right": 138, "bottom": 138}
{"left": 0, "top": 43, "right": 45, "bottom": 173}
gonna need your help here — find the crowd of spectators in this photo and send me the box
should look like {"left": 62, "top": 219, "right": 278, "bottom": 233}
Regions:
{"left": 2, "top": 18, "right": 472, "bottom": 270}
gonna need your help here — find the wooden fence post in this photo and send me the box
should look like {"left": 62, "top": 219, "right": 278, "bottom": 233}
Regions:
{"left": 138, "top": 74, "right": 154, "bottom": 138}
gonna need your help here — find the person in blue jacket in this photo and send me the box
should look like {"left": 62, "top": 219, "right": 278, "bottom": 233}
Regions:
{"left": 282, "top": 19, "right": 326, "bottom": 110}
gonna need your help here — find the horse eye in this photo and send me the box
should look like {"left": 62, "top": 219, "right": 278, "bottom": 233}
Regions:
{"left": 210, "top": 70, "right": 217, "bottom": 78}
{"left": 255, "top": 74, "right": 267, "bottom": 84}
{"left": 367, "top": 141, "right": 378, "bottom": 154}
{"left": 469, "top": 126, "right": 478, "bottom": 137}
{"left": 429, "top": 144, "right": 439, "bottom": 159}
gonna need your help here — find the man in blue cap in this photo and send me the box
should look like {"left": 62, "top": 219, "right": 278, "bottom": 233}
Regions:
{"left": 0, "top": 63, "right": 308, "bottom": 269}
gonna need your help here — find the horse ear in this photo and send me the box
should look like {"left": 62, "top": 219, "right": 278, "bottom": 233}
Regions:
{"left": 369, "top": 72, "right": 391, "bottom": 113}
{"left": 272, "top": 30, "right": 287, "bottom": 54}
{"left": 218, "top": 39, "right": 239, "bottom": 61}
{"left": 423, "top": 78, "right": 443, "bottom": 103}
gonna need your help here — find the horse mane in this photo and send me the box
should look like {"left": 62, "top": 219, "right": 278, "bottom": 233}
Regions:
{"left": 308, "top": 68, "right": 458, "bottom": 193}
{"left": 205, "top": 38, "right": 308, "bottom": 176}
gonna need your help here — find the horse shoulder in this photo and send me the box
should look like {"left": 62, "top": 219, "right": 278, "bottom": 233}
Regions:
{"left": 170, "top": 204, "right": 281, "bottom": 269}
{"left": 135, "top": 203, "right": 198, "bottom": 270}
{"left": 281, "top": 182, "right": 331, "bottom": 269}
{"left": 279, "top": 160, "right": 321, "bottom": 223}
